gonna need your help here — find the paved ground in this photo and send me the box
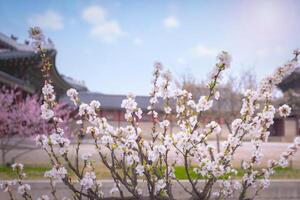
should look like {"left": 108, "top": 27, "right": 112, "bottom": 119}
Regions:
{"left": 1, "top": 140, "right": 300, "bottom": 199}
{"left": 1, "top": 180, "right": 300, "bottom": 200}
{"left": 1, "top": 140, "right": 300, "bottom": 168}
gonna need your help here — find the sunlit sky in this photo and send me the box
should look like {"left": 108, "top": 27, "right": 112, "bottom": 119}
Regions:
{"left": 1, "top": 0, "right": 300, "bottom": 95}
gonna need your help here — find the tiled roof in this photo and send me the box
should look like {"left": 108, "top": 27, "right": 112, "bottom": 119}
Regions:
{"left": 0, "top": 71, "right": 35, "bottom": 93}
{"left": 0, "top": 32, "right": 34, "bottom": 51}
{"left": 60, "top": 90, "right": 241, "bottom": 113}
{"left": 60, "top": 91, "right": 165, "bottom": 111}
{"left": 0, "top": 50, "right": 37, "bottom": 60}
{"left": 278, "top": 67, "right": 300, "bottom": 92}
{"left": 0, "top": 32, "right": 88, "bottom": 93}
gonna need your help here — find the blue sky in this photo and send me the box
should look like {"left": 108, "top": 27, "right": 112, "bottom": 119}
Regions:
{"left": 1, "top": 0, "right": 300, "bottom": 95}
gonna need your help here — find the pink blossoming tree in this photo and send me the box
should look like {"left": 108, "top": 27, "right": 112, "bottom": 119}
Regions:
{"left": 0, "top": 87, "right": 71, "bottom": 165}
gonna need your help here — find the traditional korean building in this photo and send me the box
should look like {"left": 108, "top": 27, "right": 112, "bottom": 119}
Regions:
{"left": 271, "top": 68, "right": 300, "bottom": 142}
{"left": 0, "top": 32, "right": 88, "bottom": 96}
{"left": 1, "top": 32, "right": 299, "bottom": 142}
{"left": 0, "top": 32, "right": 166, "bottom": 139}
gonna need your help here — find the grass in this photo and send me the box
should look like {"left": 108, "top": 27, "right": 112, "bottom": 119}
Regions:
{"left": 1, "top": 165, "right": 300, "bottom": 180}
{"left": 0, "top": 165, "right": 51, "bottom": 180}
{"left": 0, "top": 164, "right": 113, "bottom": 180}
{"left": 173, "top": 166, "right": 300, "bottom": 180}
{"left": 269, "top": 167, "right": 300, "bottom": 179}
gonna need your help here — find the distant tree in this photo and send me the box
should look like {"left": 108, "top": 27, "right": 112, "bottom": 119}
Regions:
{"left": 0, "top": 87, "right": 71, "bottom": 165}
{"left": 179, "top": 69, "right": 257, "bottom": 129}
{"left": 178, "top": 70, "right": 257, "bottom": 151}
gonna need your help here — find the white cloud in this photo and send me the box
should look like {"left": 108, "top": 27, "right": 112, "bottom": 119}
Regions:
{"left": 82, "top": 6, "right": 106, "bottom": 25}
{"left": 133, "top": 37, "right": 143, "bottom": 45}
{"left": 28, "top": 10, "right": 64, "bottom": 30}
{"left": 163, "top": 16, "right": 180, "bottom": 29}
{"left": 193, "top": 45, "right": 217, "bottom": 57}
{"left": 82, "top": 5, "right": 124, "bottom": 42}
{"left": 90, "top": 20, "right": 123, "bottom": 42}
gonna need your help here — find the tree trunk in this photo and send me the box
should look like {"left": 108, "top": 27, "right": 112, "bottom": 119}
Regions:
{"left": 216, "top": 134, "right": 220, "bottom": 153}
{"left": 1, "top": 149, "right": 6, "bottom": 165}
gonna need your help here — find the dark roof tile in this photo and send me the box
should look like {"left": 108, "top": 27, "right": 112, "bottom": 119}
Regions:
{"left": 60, "top": 91, "right": 165, "bottom": 111}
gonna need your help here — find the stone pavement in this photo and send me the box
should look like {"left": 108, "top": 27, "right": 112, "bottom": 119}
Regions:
{"left": 2, "top": 141, "right": 300, "bottom": 168}
{"left": 1, "top": 180, "right": 300, "bottom": 199}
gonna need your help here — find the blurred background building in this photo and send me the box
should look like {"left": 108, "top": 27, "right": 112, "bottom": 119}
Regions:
{"left": 0, "top": 32, "right": 299, "bottom": 142}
